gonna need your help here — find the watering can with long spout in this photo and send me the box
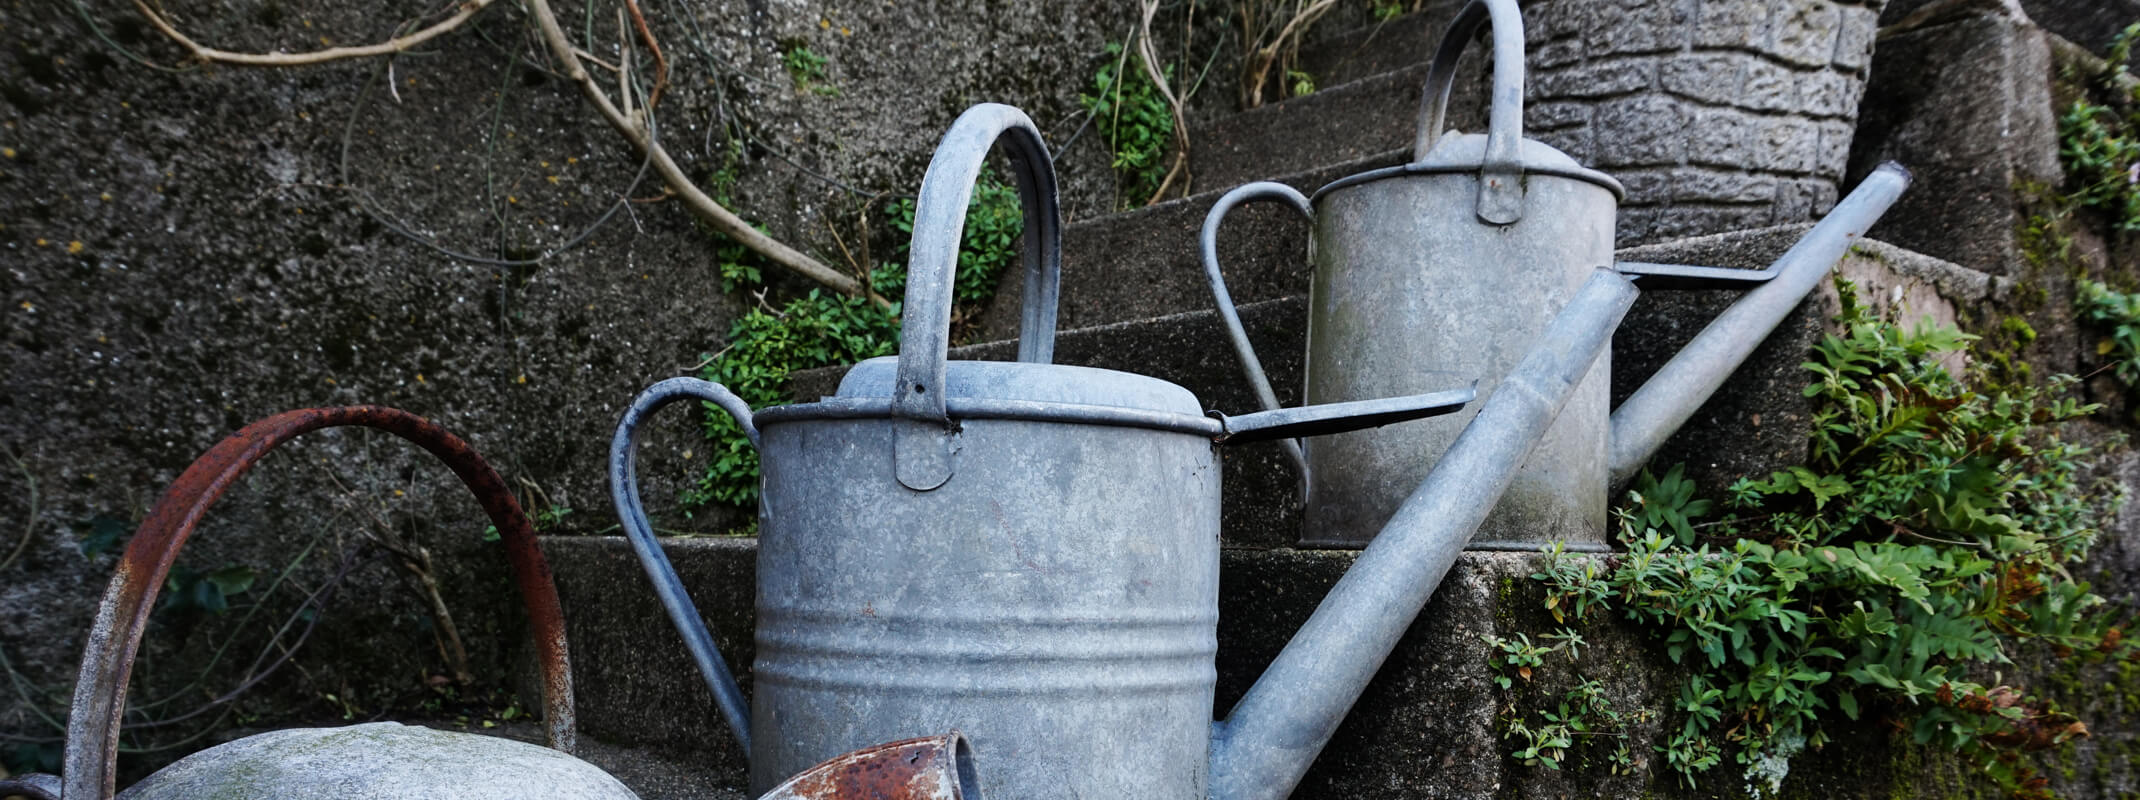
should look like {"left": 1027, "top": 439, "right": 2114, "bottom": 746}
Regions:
{"left": 606, "top": 102, "right": 1489, "bottom": 799}
{"left": 0, "top": 406, "right": 980, "bottom": 800}
{"left": 1200, "top": 0, "right": 1913, "bottom": 549}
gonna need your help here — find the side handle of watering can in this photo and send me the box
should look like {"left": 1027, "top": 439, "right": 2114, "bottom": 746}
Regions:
{"left": 1413, "top": 0, "right": 1527, "bottom": 224}
{"left": 891, "top": 103, "right": 1065, "bottom": 492}
{"left": 1198, "top": 181, "right": 1315, "bottom": 489}
{"left": 46, "top": 407, "right": 578, "bottom": 800}
{"left": 608, "top": 376, "right": 759, "bottom": 755}
{"left": 1606, "top": 161, "right": 1914, "bottom": 486}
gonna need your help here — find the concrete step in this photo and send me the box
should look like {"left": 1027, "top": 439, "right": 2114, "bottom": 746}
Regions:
{"left": 1292, "top": 8, "right": 1457, "bottom": 92}
{"left": 971, "top": 149, "right": 1406, "bottom": 343}
{"left": 538, "top": 536, "right": 2037, "bottom": 799}
{"left": 792, "top": 231, "right": 1996, "bottom": 550}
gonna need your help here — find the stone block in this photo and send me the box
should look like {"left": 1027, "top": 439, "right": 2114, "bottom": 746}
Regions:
{"left": 1815, "top": 119, "right": 1857, "bottom": 177}
{"left": 1833, "top": 3, "right": 1880, "bottom": 68}
{"left": 1652, "top": 204, "right": 1775, "bottom": 239}
{"left": 1845, "top": 11, "right": 2060, "bottom": 278}
{"left": 1593, "top": 94, "right": 1690, "bottom": 167}
{"left": 1687, "top": 106, "right": 1758, "bottom": 167}
{"left": 1525, "top": 100, "right": 1593, "bottom": 130}
{"left": 1534, "top": 125, "right": 1596, "bottom": 163}
{"left": 1660, "top": 52, "right": 1750, "bottom": 105}
{"left": 1771, "top": 0, "right": 1845, "bottom": 67}
{"left": 1533, "top": 58, "right": 1656, "bottom": 99}
{"left": 1618, "top": 205, "right": 1665, "bottom": 243}
{"left": 1536, "top": 39, "right": 1586, "bottom": 68}
{"left": 1772, "top": 178, "right": 1841, "bottom": 223}
{"left": 1693, "top": 0, "right": 1774, "bottom": 49}
{"left": 1755, "top": 116, "right": 1822, "bottom": 174}
{"left": 1615, "top": 168, "right": 1674, "bottom": 204}
{"left": 1800, "top": 67, "right": 1864, "bottom": 117}
{"left": 1581, "top": 0, "right": 1695, "bottom": 56}
{"left": 1741, "top": 58, "right": 1803, "bottom": 112}
{"left": 1673, "top": 167, "right": 1779, "bottom": 202}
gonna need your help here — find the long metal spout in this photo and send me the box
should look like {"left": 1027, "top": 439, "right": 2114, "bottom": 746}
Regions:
{"left": 1208, "top": 269, "right": 1638, "bottom": 800}
{"left": 1607, "top": 162, "right": 1912, "bottom": 486}
{"left": 756, "top": 733, "right": 981, "bottom": 800}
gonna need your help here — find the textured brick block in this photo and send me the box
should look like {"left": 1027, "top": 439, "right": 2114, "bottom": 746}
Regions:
{"left": 1581, "top": 0, "right": 1695, "bottom": 55}
{"left": 1741, "top": 58, "right": 1802, "bottom": 111}
{"left": 1614, "top": 168, "right": 1673, "bottom": 204}
{"left": 1693, "top": 0, "right": 1772, "bottom": 48}
{"left": 1688, "top": 106, "right": 1757, "bottom": 167}
{"left": 1536, "top": 39, "right": 1585, "bottom": 68}
{"left": 1673, "top": 167, "right": 1779, "bottom": 202}
{"left": 1652, "top": 204, "right": 1773, "bottom": 238}
{"left": 1592, "top": 94, "right": 1690, "bottom": 166}
{"left": 1525, "top": 100, "right": 1593, "bottom": 130}
{"left": 1772, "top": 178, "right": 1840, "bottom": 223}
{"left": 1756, "top": 116, "right": 1822, "bottom": 173}
{"left": 1816, "top": 119, "right": 1856, "bottom": 177}
{"left": 1800, "top": 68, "right": 1863, "bottom": 117}
{"left": 1833, "top": 4, "right": 1880, "bottom": 68}
{"left": 1534, "top": 58, "right": 1656, "bottom": 98}
{"left": 1771, "top": 0, "right": 1844, "bottom": 67}
{"left": 1534, "top": 125, "right": 1595, "bottom": 163}
{"left": 1660, "top": 52, "right": 1749, "bottom": 105}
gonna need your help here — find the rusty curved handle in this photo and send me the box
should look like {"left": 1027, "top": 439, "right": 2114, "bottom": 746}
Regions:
{"left": 1199, "top": 181, "right": 1313, "bottom": 495}
{"left": 1412, "top": 0, "right": 1527, "bottom": 224}
{"left": 607, "top": 376, "right": 755, "bottom": 755}
{"left": 891, "top": 102, "right": 1064, "bottom": 492}
{"left": 61, "top": 406, "right": 576, "bottom": 800}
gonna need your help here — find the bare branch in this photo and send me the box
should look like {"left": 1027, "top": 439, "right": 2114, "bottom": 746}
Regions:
{"left": 133, "top": 0, "right": 495, "bottom": 67}
{"left": 524, "top": 0, "right": 876, "bottom": 302}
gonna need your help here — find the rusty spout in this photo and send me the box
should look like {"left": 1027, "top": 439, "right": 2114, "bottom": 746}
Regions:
{"left": 59, "top": 407, "right": 576, "bottom": 800}
{"left": 756, "top": 733, "right": 981, "bottom": 800}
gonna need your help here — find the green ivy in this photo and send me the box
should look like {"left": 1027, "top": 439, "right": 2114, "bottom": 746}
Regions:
{"left": 2055, "top": 23, "right": 2140, "bottom": 231}
{"left": 2076, "top": 279, "right": 2140, "bottom": 388}
{"left": 682, "top": 175, "right": 1023, "bottom": 510}
{"left": 1081, "top": 41, "right": 1174, "bottom": 208}
{"left": 1516, "top": 279, "right": 2133, "bottom": 798}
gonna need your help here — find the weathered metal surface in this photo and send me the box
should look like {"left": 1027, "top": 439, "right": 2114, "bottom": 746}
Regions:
{"left": 1209, "top": 268, "right": 1638, "bottom": 800}
{"left": 612, "top": 103, "right": 1486, "bottom": 800}
{"left": 0, "top": 774, "right": 62, "bottom": 800}
{"left": 756, "top": 733, "right": 978, "bottom": 800}
{"left": 57, "top": 406, "right": 583, "bottom": 800}
{"left": 108, "top": 723, "right": 636, "bottom": 800}
{"left": 1199, "top": 0, "right": 1908, "bottom": 550}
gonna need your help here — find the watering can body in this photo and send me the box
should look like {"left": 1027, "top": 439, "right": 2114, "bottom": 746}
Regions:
{"left": 609, "top": 103, "right": 1474, "bottom": 800}
{"left": 1303, "top": 149, "right": 1619, "bottom": 546}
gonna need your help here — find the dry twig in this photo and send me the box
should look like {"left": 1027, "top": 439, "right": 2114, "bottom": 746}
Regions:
{"left": 133, "top": 0, "right": 495, "bottom": 67}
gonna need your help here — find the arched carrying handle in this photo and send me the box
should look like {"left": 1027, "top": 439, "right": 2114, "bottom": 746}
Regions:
{"left": 1199, "top": 181, "right": 1313, "bottom": 496}
{"left": 60, "top": 407, "right": 578, "bottom": 800}
{"left": 608, "top": 377, "right": 757, "bottom": 755}
{"left": 1411, "top": 0, "right": 1527, "bottom": 224}
{"left": 891, "top": 103, "right": 1064, "bottom": 492}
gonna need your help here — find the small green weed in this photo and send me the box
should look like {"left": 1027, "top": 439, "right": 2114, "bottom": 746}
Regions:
{"left": 782, "top": 44, "right": 837, "bottom": 96}
{"left": 685, "top": 175, "right": 1023, "bottom": 510}
{"left": 2077, "top": 279, "right": 2140, "bottom": 388}
{"left": 2053, "top": 22, "right": 2140, "bottom": 230}
{"left": 1081, "top": 41, "right": 1174, "bottom": 208}
{"left": 1508, "top": 279, "right": 2132, "bottom": 798}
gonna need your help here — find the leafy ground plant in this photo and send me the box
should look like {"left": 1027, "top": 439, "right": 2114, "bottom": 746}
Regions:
{"left": 683, "top": 176, "right": 1023, "bottom": 510}
{"left": 1081, "top": 41, "right": 1175, "bottom": 209}
{"left": 1521, "top": 279, "right": 2134, "bottom": 798}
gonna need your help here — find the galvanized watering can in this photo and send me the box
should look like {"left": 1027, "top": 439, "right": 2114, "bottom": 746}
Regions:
{"left": 0, "top": 406, "right": 976, "bottom": 800}
{"left": 1200, "top": 0, "right": 1912, "bottom": 548}
{"left": 607, "top": 103, "right": 1483, "bottom": 799}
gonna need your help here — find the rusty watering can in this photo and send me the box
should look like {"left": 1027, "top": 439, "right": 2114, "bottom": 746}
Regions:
{"left": 0, "top": 407, "right": 977, "bottom": 800}
{"left": 606, "top": 102, "right": 1482, "bottom": 799}
{"left": 1200, "top": 0, "right": 1912, "bottom": 548}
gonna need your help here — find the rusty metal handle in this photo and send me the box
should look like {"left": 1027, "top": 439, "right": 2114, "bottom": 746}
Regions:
{"left": 1198, "top": 181, "right": 1314, "bottom": 493}
{"left": 1412, "top": 0, "right": 1526, "bottom": 224}
{"left": 61, "top": 407, "right": 577, "bottom": 800}
{"left": 757, "top": 732, "right": 980, "bottom": 799}
{"left": 890, "top": 103, "right": 1064, "bottom": 492}
{"left": 607, "top": 376, "right": 755, "bottom": 755}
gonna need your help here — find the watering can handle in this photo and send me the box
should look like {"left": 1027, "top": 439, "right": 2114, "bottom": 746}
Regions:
{"left": 1411, "top": 0, "right": 1527, "bottom": 224}
{"left": 608, "top": 376, "right": 757, "bottom": 755}
{"left": 60, "top": 407, "right": 580, "bottom": 800}
{"left": 1198, "top": 181, "right": 1312, "bottom": 492}
{"left": 891, "top": 103, "right": 1064, "bottom": 491}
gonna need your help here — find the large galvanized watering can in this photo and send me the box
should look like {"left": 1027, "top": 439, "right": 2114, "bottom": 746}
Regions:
{"left": 0, "top": 406, "right": 979, "bottom": 800}
{"left": 607, "top": 103, "right": 1479, "bottom": 799}
{"left": 1200, "top": 0, "right": 1913, "bottom": 548}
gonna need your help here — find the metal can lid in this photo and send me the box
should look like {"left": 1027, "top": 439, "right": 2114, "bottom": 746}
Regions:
{"left": 1312, "top": 132, "right": 1626, "bottom": 202}
{"left": 832, "top": 356, "right": 1205, "bottom": 416}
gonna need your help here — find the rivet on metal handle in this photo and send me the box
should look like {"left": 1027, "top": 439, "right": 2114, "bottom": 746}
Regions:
{"left": 60, "top": 407, "right": 578, "bottom": 800}
{"left": 891, "top": 103, "right": 1065, "bottom": 491}
{"left": 1412, "top": 0, "right": 1527, "bottom": 224}
{"left": 609, "top": 376, "right": 758, "bottom": 754}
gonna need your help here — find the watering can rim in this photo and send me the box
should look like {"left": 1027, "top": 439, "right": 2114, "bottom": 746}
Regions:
{"left": 1309, "top": 133, "right": 1626, "bottom": 205}
{"left": 830, "top": 355, "right": 1204, "bottom": 416}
